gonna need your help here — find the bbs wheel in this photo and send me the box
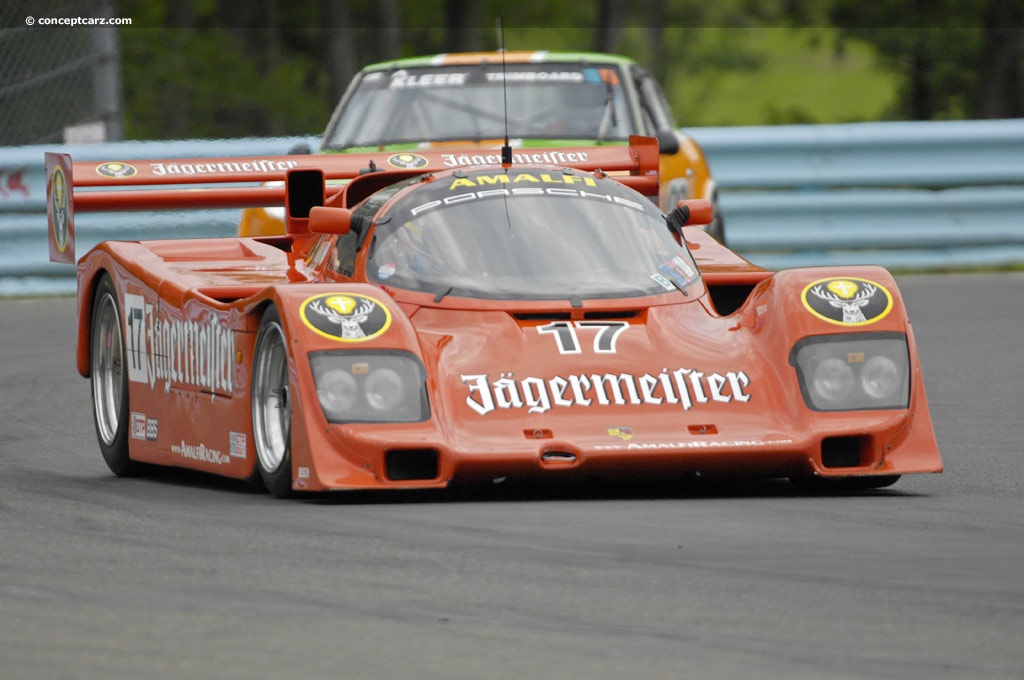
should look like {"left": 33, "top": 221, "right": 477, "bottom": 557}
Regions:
{"left": 251, "top": 305, "right": 294, "bottom": 497}
{"left": 90, "top": 274, "right": 142, "bottom": 476}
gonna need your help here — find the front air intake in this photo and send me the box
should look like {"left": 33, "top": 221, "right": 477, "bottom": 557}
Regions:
{"left": 385, "top": 449, "right": 439, "bottom": 481}
{"left": 583, "top": 310, "right": 640, "bottom": 320}
{"left": 821, "top": 436, "right": 868, "bottom": 468}
{"left": 512, "top": 310, "right": 640, "bottom": 322}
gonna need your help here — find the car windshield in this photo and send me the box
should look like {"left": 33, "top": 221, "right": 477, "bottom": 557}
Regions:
{"left": 365, "top": 168, "right": 700, "bottom": 300}
{"left": 323, "top": 63, "right": 635, "bottom": 149}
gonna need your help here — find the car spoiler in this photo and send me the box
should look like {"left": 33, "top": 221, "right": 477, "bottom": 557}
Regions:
{"left": 46, "top": 135, "right": 660, "bottom": 263}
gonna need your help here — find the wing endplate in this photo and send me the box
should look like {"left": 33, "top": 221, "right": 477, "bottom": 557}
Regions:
{"left": 46, "top": 152, "right": 75, "bottom": 263}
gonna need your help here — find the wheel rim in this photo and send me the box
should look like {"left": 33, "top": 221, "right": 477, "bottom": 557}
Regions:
{"left": 253, "top": 320, "right": 290, "bottom": 473}
{"left": 92, "top": 293, "right": 123, "bottom": 446}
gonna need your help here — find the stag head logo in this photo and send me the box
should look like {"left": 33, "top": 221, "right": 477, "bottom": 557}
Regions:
{"left": 96, "top": 162, "right": 138, "bottom": 179}
{"left": 802, "top": 277, "right": 893, "bottom": 326}
{"left": 51, "top": 167, "right": 69, "bottom": 251}
{"left": 300, "top": 293, "right": 392, "bottom": 342}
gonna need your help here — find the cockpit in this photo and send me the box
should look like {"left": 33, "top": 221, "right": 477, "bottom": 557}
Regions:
{"left": 360, "top": 167, "right": 700, "bottom": 300}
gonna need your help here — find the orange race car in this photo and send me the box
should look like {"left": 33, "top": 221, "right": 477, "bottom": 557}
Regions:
{"left": 47, "top": 138, "right": 940, "bottom": 498}
{"left": 241, "top": 51, "right": 725, "bottom": 242}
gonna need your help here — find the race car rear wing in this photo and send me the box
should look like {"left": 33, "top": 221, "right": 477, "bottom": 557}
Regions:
{"left": 46, "top": 136, "right": 660, "bottom": 263}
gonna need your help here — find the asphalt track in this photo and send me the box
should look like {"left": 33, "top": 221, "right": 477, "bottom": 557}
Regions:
{"left": 1, "top": 273, "right": 1022, "bottom": 680}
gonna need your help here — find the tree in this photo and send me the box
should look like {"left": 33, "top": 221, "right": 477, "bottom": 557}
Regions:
{"left": 113, "top": 0, "right": 1022, "bottom": 139}
{"left": 828, "top": 0, "right": 1024, "bottom": 119}
{"left": 975, "top": 0, "right": 1024, "bottom": 118}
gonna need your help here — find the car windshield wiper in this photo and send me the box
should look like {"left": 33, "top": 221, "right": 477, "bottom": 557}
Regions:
{"left": 668, "top": 276, "right": 692, "bottom": 297}
{"left": 596, "top": 80, "right": 618, "bottom": 141}
{"left": 432, "top": 285, "right": 454, "bottom": 303}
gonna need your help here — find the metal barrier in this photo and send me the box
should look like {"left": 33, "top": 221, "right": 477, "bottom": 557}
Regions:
{"left": 2, "top": 120, "right": 1023, "bottom": 296}
{"left": 692, "top": 119, "right": 1024, "bottom": 270}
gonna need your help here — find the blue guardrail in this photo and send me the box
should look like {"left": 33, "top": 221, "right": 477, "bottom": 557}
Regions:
{"left": 2, "top": 119, "right": 1023, "bottom": 296}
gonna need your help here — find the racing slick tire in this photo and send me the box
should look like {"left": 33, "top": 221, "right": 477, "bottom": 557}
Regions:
{"left": 89, "top": 273, "right": 143, "bottom": 476}
{"left": 251, "top": 305, "right": 295, "bottom": 498}
{"left": 789, "top": 474, "right": 901, "bottom": 492}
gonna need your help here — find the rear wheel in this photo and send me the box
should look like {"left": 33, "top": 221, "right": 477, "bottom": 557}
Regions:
{"left": 251, "top": 305, "right": 294, "bottom": 497}
{"left": 90, "top": 274, "right": 142, "bottom": 476}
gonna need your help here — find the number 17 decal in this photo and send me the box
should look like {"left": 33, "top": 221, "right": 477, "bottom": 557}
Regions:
{"left": 537, "top": 321, "right": 629, "bottom": 354}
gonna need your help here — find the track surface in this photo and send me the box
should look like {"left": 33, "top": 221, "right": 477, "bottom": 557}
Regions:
{"left": 2, "top": 274, "right": 1022, "bottom": 680}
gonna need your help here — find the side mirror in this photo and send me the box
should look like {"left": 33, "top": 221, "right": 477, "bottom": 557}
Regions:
{"left": 656, "top": 128, "right": 680, "bottom": 155}
{"left": 308, "top": 206, "right": 353, "bottom": 235}
{"left": 666, "top": 198, "right": 713, "bottom": 235}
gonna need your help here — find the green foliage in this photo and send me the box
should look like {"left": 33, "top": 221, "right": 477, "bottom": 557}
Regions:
{"left": 120, "top": 0, "right": 332, "bottom": 139}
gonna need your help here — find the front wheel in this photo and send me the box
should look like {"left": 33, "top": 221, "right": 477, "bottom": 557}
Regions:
{"left": 251, "top": 305, "right": 294, "bottom": 497}
{"left": 90, "top": 274, "right": 143, "bottom": 476}
{"left": 789, "top": 474, "right": 901, "bottom": 493}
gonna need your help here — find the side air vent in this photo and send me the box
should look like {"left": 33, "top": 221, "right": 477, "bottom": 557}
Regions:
{"left": 706, "top": 284, "right": 756, "bottom": 316}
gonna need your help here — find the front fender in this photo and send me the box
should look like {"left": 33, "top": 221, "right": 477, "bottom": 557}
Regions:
{"left": 737, "top": 266, "right": 941, "bottom": 476}
{"left": 740, "top": 266, "right": 912, "bottom": 340}
{"left": 262, "top": 283, "right": 432, "bottom": 490}
{"left": 268, "top": 283, "right": 422, "bottom": 354}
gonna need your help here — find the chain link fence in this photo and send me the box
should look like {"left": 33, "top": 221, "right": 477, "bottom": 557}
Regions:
{"left": 0, "top": 0, "right": 123, "bottom": 146}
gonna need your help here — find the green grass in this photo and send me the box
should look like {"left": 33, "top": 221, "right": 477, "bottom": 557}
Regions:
{"left": 663, "top": 28, "right": 900, "bottom": 127}
{"left": 495, "top": 26, "right": 900, "bottom": 127}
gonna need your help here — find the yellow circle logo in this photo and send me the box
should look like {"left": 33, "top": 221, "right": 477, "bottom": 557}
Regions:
{"left": 96, "top": 162, "right": 137, "bottom": 178}
{"left": 300, "top": 293, "right": 391, "bottom": 342}
{"left": 51, "top": 166, "right": 69, "bottom": 252}
{"left": 386, "top": 153, "right": 429, "bottom": 170}
{"left": 802, "top": 277, "right": 893, "bottom": 326}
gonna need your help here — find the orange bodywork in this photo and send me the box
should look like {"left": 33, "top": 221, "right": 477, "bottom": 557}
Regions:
{"left": 48, "top": 140, "right": 941, "bottom": 494}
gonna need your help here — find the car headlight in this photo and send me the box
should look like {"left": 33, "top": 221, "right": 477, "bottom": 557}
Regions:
{"left": 309, "top": 350, "right": 429, "bottom": 423}
{"left": 790, "top": 333, "right": 910, "bottom": 411}
{"left": 811, "top": 358, "right": 855, "bottom": 404}
{"left": 860, "top": 355, "right": 902, "bottom": 400}
{"left": 365, "top": 368, "right": 405, "bottom": 411}
{"left": 317, "top": 368, "right": 359, "bottom": 413}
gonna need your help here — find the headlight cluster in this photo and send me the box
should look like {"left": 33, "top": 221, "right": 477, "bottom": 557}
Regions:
{"left": 790, "top": 333, "right": 910, "bottom": 411}
{"left": 309, "top": 350, "right": 429, "bottom": 423}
